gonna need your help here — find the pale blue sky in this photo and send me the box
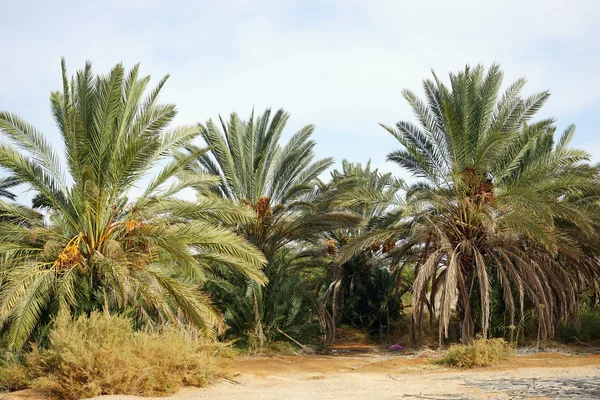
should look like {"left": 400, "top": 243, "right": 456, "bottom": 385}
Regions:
{"left": 1, "top": 0, "right": 600, "bottom": 203}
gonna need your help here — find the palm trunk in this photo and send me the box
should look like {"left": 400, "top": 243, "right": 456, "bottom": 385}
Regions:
{"left": 253, "top": 291, "right": 264, "bottom": 348}
{"left": 457, "top": 265, "right": 475, "bottom": 344}
{"left": 457, "top": 297, "right": 474, "bottom": 344}
{"left": 316, "top": 302, "right": 335, "bottom": 344}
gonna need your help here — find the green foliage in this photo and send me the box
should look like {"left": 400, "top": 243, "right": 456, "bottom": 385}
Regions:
{"left": 208, "top": 248, "right": 320, "bottom": 348}
{"left": 1, "top": 312, "right": 231, "bottom": 399}
{"left": 195, "top": 108, "right": 333, "bottom": 206}
{"left": 339, "top": 264, "right": 402, "bottom": 338}
{"left": 558, "top": 308, "right": 600, "bottom": 344}
{"left": 436, "top": 338, "right": 514, "bottom": 368}
{"left": 0, "top": 60, "right": 266, "bottom": 349}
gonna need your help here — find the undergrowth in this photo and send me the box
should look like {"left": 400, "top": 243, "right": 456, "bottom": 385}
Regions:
{"left": 558, "top": 308, "right": 600, "bottom": 344}
{"left": 0, "top": 312, "right": 232, "bottom": 399}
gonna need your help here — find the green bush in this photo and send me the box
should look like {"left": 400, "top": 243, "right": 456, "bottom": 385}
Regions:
{"left": 558, "top": 308, "right": 600, "bottom": 344}
{"left": 436, "top": 338, "right": 514, "bottom": 368}
{"left": 0, "top": 312, "right": 231, "bottom": 399}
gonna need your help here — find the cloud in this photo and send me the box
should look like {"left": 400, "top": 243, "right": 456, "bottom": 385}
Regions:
{"left": 1, "top": 0, "right": 599, "bottom": 204}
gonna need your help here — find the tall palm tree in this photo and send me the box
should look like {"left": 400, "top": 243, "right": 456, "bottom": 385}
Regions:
{"left": 339, "top": 64, "right": 600, "bottom": 345}
{"left": 0, "top": 60, "right": 266, "bottom": 349}
{"left": 191, "top": 109, "right": 359, "bottom": 346}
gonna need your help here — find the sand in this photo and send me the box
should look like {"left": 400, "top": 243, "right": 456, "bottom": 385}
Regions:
{"left": 7, "top": 352, "right": 600, "bottom": 400}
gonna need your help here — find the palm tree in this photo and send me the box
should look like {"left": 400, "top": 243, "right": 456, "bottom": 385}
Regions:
{"left": 313, "top": 160, "right": 407, "bottom": 342}
{"left": 0, "top": 60, "right": 266, "bottom": 349}
{"left": 339, "top": 64, "right": 600, "bottom": 345}
{"left": 191, "top": 109, "right": 359, "bottom": 346}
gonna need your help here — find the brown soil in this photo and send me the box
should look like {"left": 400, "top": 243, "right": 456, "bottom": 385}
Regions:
{"left": 234, "top": 351, "right": 600, "bottom": 376}
{"left": 6, "top": 351, "right": 600, "bottom": 400}
{"left": 489, "top": 352, "right": 600, "bottom": 370}
{"left": 233, "top": 353, "right": 429, "bottom": 377}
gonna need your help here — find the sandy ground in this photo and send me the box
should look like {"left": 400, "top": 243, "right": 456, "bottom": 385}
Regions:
{"left": 7, "top": 352, "right": 600, "bottom": 400}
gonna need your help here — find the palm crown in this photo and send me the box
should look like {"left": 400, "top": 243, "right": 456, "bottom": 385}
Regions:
{"left": 192, "top": 108, "right": 359, "bottom": 257}
{"left": 196, "top": 108, "right": 332, "bottom": 205}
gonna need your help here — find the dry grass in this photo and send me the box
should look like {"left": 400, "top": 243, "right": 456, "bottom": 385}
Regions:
{"left": 334, "top": 326, "right": 372, "bottom": 344}
{"left": 435, "top": 338, "right": 514, "bottom": 368}
{"left": 261, "top": 341, "right": 300, "bottom": 356}
{"left": 0, "top": 312, "right": 232, "bottom": 399}
{"left": 0, "top": 353, "right": 29, "bottom": 392}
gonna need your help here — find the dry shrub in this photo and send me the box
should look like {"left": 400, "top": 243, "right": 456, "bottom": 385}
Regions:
{"left": 436, "top": 338, "right": 514, "bottom": 368}
{"left": 23, "top": 312, "right": 231, "bottom": 399}
{"left": 260, "top": 341, "right": 299, "bottom": 356}
{"left": 334, "top": 326, "right": 371, "bottom": 343}
{"left": 0, "top": 353, "right": 30, "bottom": 391}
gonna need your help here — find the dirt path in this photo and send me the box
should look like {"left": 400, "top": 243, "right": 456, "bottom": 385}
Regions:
{"left": 189, "top": 353, "right": 600, "bottom": 400}
{"left": 8, "top": 352, "right": 600, "bottom": 400}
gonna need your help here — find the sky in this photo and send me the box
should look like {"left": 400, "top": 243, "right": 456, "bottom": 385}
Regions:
{"left": 1, "top": 0, "right": 600, "bottom": 203}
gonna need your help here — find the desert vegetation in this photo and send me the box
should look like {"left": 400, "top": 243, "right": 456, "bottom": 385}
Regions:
{"left": 435, "top": 337, "right": 514, "bottom": 368}
{"left": 0, "top": 60, "right": 599, "bottom": 397}
{"left": 0, "top": 312, "right": 231, "bottom": 398}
